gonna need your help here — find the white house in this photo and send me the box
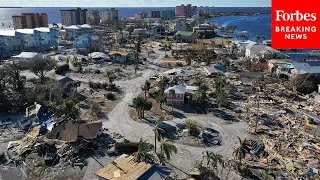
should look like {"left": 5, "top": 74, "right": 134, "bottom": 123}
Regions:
{"left": 245, "top": 44, "right": 267, "bottom": 58}
{"left": 64, "top": 24, "right": 93, "bottom": 40}
{"left": 12, "top": 52, "right": 42, "bottom": 62}
{"left": 245, "top": 43, "right": 287, "bottom": 59}
{"left": 237, "top": 40, "right": 256, "bottom": 56}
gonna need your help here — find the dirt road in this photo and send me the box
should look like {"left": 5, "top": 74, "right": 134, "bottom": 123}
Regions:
{"left": 84, "top": 43, "right": 249, "bottom": 179}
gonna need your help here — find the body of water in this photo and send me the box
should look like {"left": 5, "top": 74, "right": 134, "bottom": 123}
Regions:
{"left": 212, "top": 14, "right": 271, "bottom": 41}
{"left": 0, "top": 7, "right": 270, "bottom": 29}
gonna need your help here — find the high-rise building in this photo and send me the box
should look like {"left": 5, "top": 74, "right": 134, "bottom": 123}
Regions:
{"left": 87, "top": 10, "right": 100, "bottom": 25}
{"left": 101, "top": 8, "right": 120, "bottom": 23}
{"left": 134, "top": 12, "right": 144, "bottom": 20}
{"left": 60, "top": 8, "right": 88, "bottom": 26}
{"left": 175, "top": 4, "right": 197, "bottom": 17}
{"left": 151, "top": 11, "right": 161, "bottom": 18}
{"left": 12, "top": 13, "right": 48, "bottom": 30}
{"left": 161, "top": 10, "right": 175, "bottom": 20}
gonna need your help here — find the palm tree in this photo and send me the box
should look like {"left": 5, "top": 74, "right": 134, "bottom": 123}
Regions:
{"left": 159, "top": 140, "right": 177, "bottom": 164}
{"left": 169, "top": 89, "right": 175, "bottom": 113}
{"left": 133, "top": 96, "right": 152, "bottom": 118}
{"left": 135, "top": 138, "right": 155, "bottom": 163}
{"left": 155, "top": 90, "right": 165, "bottom": 109}
{"left": 234, "top": 137, "right": 251, "bottom": 164}
{"left": 157, "top": 77, "right": 169, "bottom": 95}
{"left": 133, "top": 96, "right": 144, "bottom": 118}
{"left": 144, "top": 80, "right": 151, "bottom": 97}
{"left": 154, "top": 121, "right": 166, "bottom": 153}
{"left": 203, "top": 151, "right": 224, "bottom": 169}
{"left": 106, "top": 70, "right": 115, "bottom": 84}
{"left": 196, "top": 151, "right": 224, "bottom": 179}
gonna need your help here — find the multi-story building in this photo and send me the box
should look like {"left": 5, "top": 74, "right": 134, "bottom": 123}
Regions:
{"left": 60, "top": 8, "right": 88, "bottom": 26}
{"left": 87, "top": 10, "right": 100, "bottom": 25}
{"left": 64, "top": 24, "right": 93, "bottom": 40}
{"left": 16, "top": 28, "right": 58, "bottom": 51}
{"left": 151, "top": 24, "right": 165, "bottom": 37}
{"left": 0, "top": 31, "right": 23, "bottom": 58}
{"left": 101, "top": 8, "right": 120, "bottom": 23}
{"left": 75, "top": 35, "right": 103, "bottom": 53}
{"left": 151, "top": 11, "right": 161, "bottom": 18}
{"left": 0, "top": 27, "right": 58, "bottom": 58}
{"left": 134, "top": 12, "right": 144, "bottom": 20}
{"left": 12, "top": 13, "right": 48, "bottom": 30}
{"left": 161, "top": 10, "right": 175, "bottom": 20}
{"left": 198, "top": 9, "right": 211, "bottom": 16}
{"left": 170, "top": 22, "right": 187, "bottom": 32}
{"left": 175, "top": 4, "right": 197, "bottom": 17}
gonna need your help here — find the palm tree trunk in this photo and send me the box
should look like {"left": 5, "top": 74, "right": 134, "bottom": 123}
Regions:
{"left": 171, "top": 103, "right": 174, "bottom": 113}
{"left": 154, "top": 131, "right": 157, "bottom": 153}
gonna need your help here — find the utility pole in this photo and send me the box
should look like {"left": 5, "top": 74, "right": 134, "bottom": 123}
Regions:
{"left": 255, "top": 94, "right": 260, "bottom": 133}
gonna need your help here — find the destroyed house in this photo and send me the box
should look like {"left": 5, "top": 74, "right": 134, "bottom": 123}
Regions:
{"left": 46, "top": 120, "right": 102, "bottom": 142}
{"left": 96, "top": 154, "right": 172, "bottom": 180}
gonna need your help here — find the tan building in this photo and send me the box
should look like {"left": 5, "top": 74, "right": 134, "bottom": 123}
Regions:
{"left": 101, "top": 8, "right": 120, "bottom": 23}
{"left": 12, "top": 13, "right": 48, "bottom": 30}
{"left": 60, "top": 8, "right": 88, "bottom": 26}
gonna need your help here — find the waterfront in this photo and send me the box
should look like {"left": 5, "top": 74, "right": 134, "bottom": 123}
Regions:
{"left": 0, "top": 7, "right": 270, "bottom": 29}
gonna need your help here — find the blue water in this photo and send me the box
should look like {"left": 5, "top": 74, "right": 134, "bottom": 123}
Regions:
{"left": 0, "top": 7, "right": 270, "bottom": 29}
{"left": 212, "top": 14, "right": 271, "bottom": 41}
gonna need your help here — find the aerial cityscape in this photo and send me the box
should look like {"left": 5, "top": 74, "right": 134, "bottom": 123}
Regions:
{"left": 1, "top": 0, "right": 320, "bottom": 180}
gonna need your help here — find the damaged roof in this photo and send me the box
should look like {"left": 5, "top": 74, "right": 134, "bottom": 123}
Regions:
{"left": 46, "top": 120, "right": 102, "bottom": 142}
{"left": 96, "top": 154, "right": 171, "bottom": 180}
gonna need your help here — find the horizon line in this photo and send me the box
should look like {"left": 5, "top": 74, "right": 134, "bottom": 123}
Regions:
{"left": 0, "top": 6, "right": 272, "bottom": 8}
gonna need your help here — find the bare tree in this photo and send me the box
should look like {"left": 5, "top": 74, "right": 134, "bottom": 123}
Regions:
{"left": 25, "top": 56, "right": 56, "bottom": 83}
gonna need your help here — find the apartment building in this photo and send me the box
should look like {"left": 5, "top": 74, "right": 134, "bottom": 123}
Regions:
{"left": 0, "top": 27, "right": 58, "bottom": 58}
{"left": 87, "top": 10, "right": 100, "bottom": 25}
{"left": 60, "top": 8, "right": 88, "bottom": 26}
{"left": 175, "top": 4, "right": 198, "bottom": 17}
{"left": 12, "top": 13, "right": 48, "bottom": 30}
{"left": 101, "top": 8, "right": 120, "bottom": 23}
{"left": 161, "top": 10, "right": 175, "bottom": 20}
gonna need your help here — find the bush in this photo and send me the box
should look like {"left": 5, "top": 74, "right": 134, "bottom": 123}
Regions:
{"left": 184, "top": 119, "right": 201, "bottom": 136}
{"left": 55, "top": 64, "right": 69, "bottom": 75}
{"left": 105, "top": 93, "right": 116, "bottom": 100}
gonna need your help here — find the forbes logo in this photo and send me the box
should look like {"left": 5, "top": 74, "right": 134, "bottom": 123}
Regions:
{"left": 275, "top": 10, "right": 317, "bottom": 21}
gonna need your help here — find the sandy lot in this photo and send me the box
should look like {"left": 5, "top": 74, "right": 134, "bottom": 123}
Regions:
{"left": 81, "top": 43, "right": 251, "bottom": 179}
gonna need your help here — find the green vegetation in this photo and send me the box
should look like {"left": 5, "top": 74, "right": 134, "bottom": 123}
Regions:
{"left": 184, "top": 119, "right": 201, "bottom": 136}
{"left": 134, "top": 138, "right": 155, "bottom": 163}
{"left": 133, "top": 96, "right": 152, "bottom": 119}
{"left": 234, "top": 137, "right": 251, "bottom": 164}
{"left": 196, "top": 151, "right": 224, "bottom": 179}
